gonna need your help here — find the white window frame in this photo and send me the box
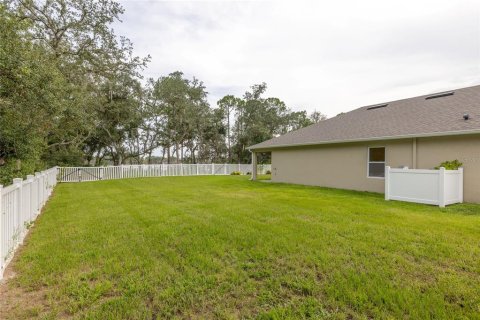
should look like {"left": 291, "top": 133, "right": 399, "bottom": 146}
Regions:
{"left": 367, "top": 146, "right": 386, "bottom": 179}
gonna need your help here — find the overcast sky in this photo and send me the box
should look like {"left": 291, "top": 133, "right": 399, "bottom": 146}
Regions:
{"left": 114, "top": 0, "right": 480, "bottom": 117}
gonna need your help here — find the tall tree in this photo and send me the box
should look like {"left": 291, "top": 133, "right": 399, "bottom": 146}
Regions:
{"left": 0, "top": 4, "right": 67, "bottom": 184}
{"left": 145, "top": 72, "right": 213, "bottom": 163}
{"left": 8, "top": 0, "right": 149, "bottom": 165}
{"left": 217, "top": 95, "right": 241, "bottom": 163}
{"left": 218, "top": 83, "right": 326, "bottom": 164}
{"left": 231, "top": 83, "right": 290, "bottom": 163}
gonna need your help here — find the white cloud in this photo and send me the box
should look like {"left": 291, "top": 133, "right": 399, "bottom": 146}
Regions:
{"left": 115, "top": 0, "right": 480, "bottom": 117}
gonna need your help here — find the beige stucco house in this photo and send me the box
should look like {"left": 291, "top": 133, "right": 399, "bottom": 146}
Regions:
{"left": 248, "top": 85, "right": 480, "bottom": 203}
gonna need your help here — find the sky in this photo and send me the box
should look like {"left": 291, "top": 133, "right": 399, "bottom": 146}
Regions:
{"left": 114, "top": 0, "right": 480, "bottom": 117}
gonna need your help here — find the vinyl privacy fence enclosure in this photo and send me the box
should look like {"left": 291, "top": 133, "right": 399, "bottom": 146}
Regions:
{"left": 385, "top": 166, "right": 463, "bottom": 207}
{"left": 0, "top": 167, "right": 58, "bottom": 280}
{"left": 58, "top": 164, "right": 271, "bottom": 182}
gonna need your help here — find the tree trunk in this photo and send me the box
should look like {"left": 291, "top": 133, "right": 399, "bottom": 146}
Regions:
{"left": 160, "top": 148, "right": 166, "bottom": 164}
{"left": 180, "top": 144, "right": 184, "bottom": 163}
{"left": 227, "top": 106, "right": 231, "bottom": 163}
{"left": 175, "top": 142, "right": 180, "bottom": 164}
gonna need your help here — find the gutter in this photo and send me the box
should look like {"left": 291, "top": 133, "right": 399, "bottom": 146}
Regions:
{"left": 247, "top": 128, "right": 480, "bottom": 151}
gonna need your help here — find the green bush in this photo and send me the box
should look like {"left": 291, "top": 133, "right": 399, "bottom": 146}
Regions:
{"left": 266, "top": 170, "right": 271, "bottom": 175}
{"left": 0, "top": 158, "right": 44, "bottom": 186}
{"left": 230, "top": 171, "right": 241, "bottom": 175}
{"left": 434, "top": 159, "right": 463, "bottom": 170}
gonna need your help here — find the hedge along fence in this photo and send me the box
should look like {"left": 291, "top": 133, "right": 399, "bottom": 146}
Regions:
{"left": 58, "top": 164, "right": 271, "bottom": 182}
{"left": 0, "top": 167, "right": 58, "bottom": 280}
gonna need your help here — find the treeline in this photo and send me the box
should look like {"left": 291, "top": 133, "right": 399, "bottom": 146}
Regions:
{"left": 0, "top": 0, "right": 325, "bottom": 184}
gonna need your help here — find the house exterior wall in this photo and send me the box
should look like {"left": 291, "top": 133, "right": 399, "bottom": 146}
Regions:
{"left": 416, "top": 134, "right": 480, "bottom": 203}
{"left": 270, "top": 139, "right": 413, "bottom": 194}
{"left": 268, "top": 134, "right": 480, "bottom": 203}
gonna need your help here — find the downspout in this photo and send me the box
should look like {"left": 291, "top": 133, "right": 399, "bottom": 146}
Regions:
{"left": 412, "top": 138, "right": 417, "bottom": 169}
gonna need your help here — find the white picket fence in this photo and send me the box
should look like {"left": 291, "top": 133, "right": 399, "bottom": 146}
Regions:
{"left": 385, "top": 166, "right": 463, "bottom": 207}
{"left": 58, "top": 163, "right": 271, "bottom": 183}
{"left": 0, "top": 167, "right": 58, "bottom": 280}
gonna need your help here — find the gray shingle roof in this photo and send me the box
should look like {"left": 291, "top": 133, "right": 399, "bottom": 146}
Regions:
{"left": 248, "top": 84, "right": 480, "bottom": 150}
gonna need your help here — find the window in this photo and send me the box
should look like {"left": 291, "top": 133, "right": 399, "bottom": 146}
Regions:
{"left": 368, "top": 147, "right": 385, "bottom": 178}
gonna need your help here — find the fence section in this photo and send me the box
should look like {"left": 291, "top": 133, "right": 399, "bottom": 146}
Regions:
{"left": 385, "top": 166, "right": 463, "bottom": 207}
{"left": 0, "top": 167, "right": 58, "bottom": 279}
{"left": 58, "top": 164, "right": 271, "bottom": 182}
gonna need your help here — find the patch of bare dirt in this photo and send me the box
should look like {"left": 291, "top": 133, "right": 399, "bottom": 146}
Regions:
{"left": 0, "top": 247, "right": 54, "bottom": 319}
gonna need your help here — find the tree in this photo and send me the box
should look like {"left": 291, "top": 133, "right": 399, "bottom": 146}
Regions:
{"left": 1, "top": 1, "right": 326, "bottom": 174}
{"left": 223, "top": 83, "right": 300, "bottom": 163}
{"left": 217, "top": 95, "right": 242, "bottom": 162}
{"left": 0, "top": 4, "right": 67, "bottom": 184}
{"left": 7, "top": 0, "right": 149, "bottom": 166}
{"left": 216, "top": 84, "right": 327, "bottom": 164}
{"left": 287, "top": 111, "right": 313, "bottom": 131}
{"left": 145, "top": 72, "right": 213, "bottom": 164}
{"left": 310, "top": 110, "right": 327, "bottom": 123}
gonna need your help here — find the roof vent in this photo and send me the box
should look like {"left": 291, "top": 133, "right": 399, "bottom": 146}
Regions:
{"left": 425, "top": 91, "right": 454, "bottom": 100}
{"left": 463, "top": 113, "right": 470, "bottom": 120}
{"left": 366, "top": 103, "right": 388, "bottom": 110}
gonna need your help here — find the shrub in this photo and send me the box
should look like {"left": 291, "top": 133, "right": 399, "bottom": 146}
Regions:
{"left": 434, "top": 159, "right": 463, "bottom": 170}
{"left": 230, "top": 171, "right": 241, "bottom": 175}
{"left": 266, "top": 170, "right": 271, "bottom": 175}
{"left": 246, "top": 172, "right": 251, "bottom": 175}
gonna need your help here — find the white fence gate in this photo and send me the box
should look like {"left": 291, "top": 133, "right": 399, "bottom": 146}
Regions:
{"left": 58, "top": 164, "right": 271, "bottom": 183}
{"left": 385, "top": 166, "right": 463, "bottom": 207}
{"left": 0, "top": 167, "right": 58, "bottom": 280}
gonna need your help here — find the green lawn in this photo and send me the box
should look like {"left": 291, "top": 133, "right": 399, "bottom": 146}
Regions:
{"left": 1, "top": 176, "right": 480, "bottom": 319}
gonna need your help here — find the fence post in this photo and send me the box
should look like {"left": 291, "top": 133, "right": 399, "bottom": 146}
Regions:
{"left": 438, "top": 167, "right": 446, "bottom": 207}
{"left": 41, "top": 172, "right": 46, "bottom": 205}
{"left": 458, "top": 167, "right": 464, "bottom": 203}
{"left": 196, "top": 164, "right": 199, "bottom": 175}
{"left": 13, "top": 178, "right": 23, "bottom": 245}
{"left": 211, "top": 163, "right": 214, "bottom": 175}
{"left": 0, "top": 184, "right": 3, "bottom": 280}
{"left": 224, "top": 164, "right": 227, "bottom": 175}
{"left": 384, "top": 166, "right": 390, "bottom": 200}
{"left": 35, "top": 172, "right": 41, "bottom": 213}
{"left": 27, "top": 175, "right": 34, "bottom": 221}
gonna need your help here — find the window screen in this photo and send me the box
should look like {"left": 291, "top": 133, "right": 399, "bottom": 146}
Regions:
{"left": 368, "top": 147, "right": 385, "bottom": 177}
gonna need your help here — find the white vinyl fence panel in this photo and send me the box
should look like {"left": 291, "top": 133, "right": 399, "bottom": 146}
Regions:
{"left": 58, "top": 164, "right": 271, "bottom": 182}
{"left": 0, "top": 167, "right": 58, "bottom": 280}
{"left": 385, "top": 166, "right": 463, "bottom": 207}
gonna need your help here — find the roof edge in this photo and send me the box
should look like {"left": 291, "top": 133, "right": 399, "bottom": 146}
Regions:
{"left": 247, "top": 129, "right": 480, "bottom": 151}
